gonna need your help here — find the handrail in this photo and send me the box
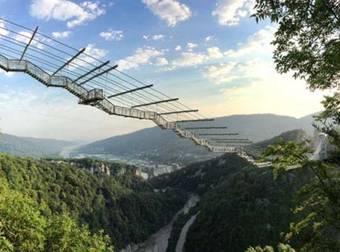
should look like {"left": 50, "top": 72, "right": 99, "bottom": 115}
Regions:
{"left": 0, "top": 53, "right": 241, "bottom": 154}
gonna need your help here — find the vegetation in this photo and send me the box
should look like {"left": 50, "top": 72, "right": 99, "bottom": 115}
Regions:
{"left": 166, "top": 213, "right": 188, "bottom": 252}
{"left": 0, "top": 178, "right": 113, "bottom": 252}
{"left": 0, "top": 131, "right": 332, "bottom": 251}
{"left": 150, "top": 152, "right": 310, "bottom": 252}
{"left": 245, "top": 129, "right": 310, "bottom": 157}
{"left": 184, "top": 166, "right": 310, "bottom": 252}
{"left": 254, "top": 0, "right": 339, "bottom": 91}
{"left": 250, "top": 0, "right": 340, "bottom": 251}
{"left": 0, "top": 1, "right": 338, "bottom": 251}
{"left": 151, "top": 153, "right": 253, "bottom": 195}
{"left": 260, "top": 141, "right": 340, "bottom": 251}
{"left": 246, "top": 243, "right": 296, "bottom": 252}
{"left": 166, "top": 206, "right": 199, "bottom": 252}
{"left": 0, "top": 154, "right": 187, "bottom": 249}
{"left": 1, "top": 3, "right": 338, "bottom": 250}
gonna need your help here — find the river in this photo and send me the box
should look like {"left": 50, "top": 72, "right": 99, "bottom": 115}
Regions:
{"left": 120, "top": 195, "right": 199, "bottom": 252}
{"left": 175, "top": 213, "right": 198, "bottom": 252}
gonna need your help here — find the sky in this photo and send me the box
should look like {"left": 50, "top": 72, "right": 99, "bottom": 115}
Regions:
{"left": 0, "top": 0, "right": 325, "bottom": 141}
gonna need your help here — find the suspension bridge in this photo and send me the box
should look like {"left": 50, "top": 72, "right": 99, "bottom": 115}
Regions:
{"left": 0, "top": 18, "right": 268, "bottom": 164}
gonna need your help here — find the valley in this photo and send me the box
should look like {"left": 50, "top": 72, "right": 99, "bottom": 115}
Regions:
{"left": 0, "top": 0, "right": 339, "bottom": 251}
{"left": 0, "top": 115, "right": 338, "bottom": 251}
{"left": 0, "top": 126, "right": 314, "bottom": 251}
{"left": 67, "top": 113, "right": 316, "bottom": 177}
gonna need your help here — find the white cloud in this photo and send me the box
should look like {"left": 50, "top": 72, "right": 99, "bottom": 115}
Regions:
{"left": 0, "top": 88, "right": 153, "bottom": 141}
{"left": 14, "top": 31, "right": 48, "bottom": 49}
{"left": 0, "top": 20, "right": 9, "bottom": 37}
{"left": 100, "top": 29, "right": 124, "bottom": 41}
{"left": 142, "top": 0, "right": 191, "bottom": 27}
{"left": 117, "top": 47, "right": 163, "bottom": 70}
{"left": 84, "top": 44, "right": 107, "bottom": 59}
{"left": 205, "top": 35, "right": 214, "bottom": 42}
{"left": 172, "top": 52, "right": 206, "bottom": 67}
{"left": 30, "top": 0, "right": 105, "bottom": 28}
{"left": 204, "top": 62, "right": 238, "bottom": 85}
{"left": 207, "top": 47, "right": 223, "bottom": 59}
{"left": 224, "top": 26, "right": 275, "bottom": 57}
{"left": 0, "top": 69, "right": 14, "bottom": 77}
{"left": 52, "top": 31, "right": 71, "bottom": 39}
{"left": 168, "top": 27, "right": 275, "bottom": 71}
{"left": 212, "top": 0, "right": 254, "bottom": 26}
{"left": 154, "top": 57, "right": 169, "bottom": 66}
{"left": 218, "top": 62, "right": 324, "bottom": 116}
{"left": 175, "top": 45, "right": 182, "bottom": 51}
{"left": 143, "top": 34, "right": 165, "bottom": 41}
{"left": 0, "top": 21, "right": 50, "bottom": 51}
{"left": 204, "top": 59, "right": 279, "bottom": 85}
{"left": 198, "top": 58, "right": 324, "bottom": 118}
{"left": 152, "top": 34, "right": 164, "bottom": 40}
{"left": 14, "top": 31, "right": 33, "bottom": 44}
{"left": 203, "top": 28, "right": 281, "bottom": 85}
{"left": 168, "top": 45, "right": 226, "bottom": 70}
{"left": 186, "top": 42, "right": 198, "bottom": 51}
{"left": 70, "top": 44, "right": 107, "bottom": 69}
{"left": 203, "top": 58, "right": 292, "bottom": 88}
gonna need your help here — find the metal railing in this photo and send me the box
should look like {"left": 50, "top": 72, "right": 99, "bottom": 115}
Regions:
{"left": 0, "top": 18, "right": 258, "bottom": 156}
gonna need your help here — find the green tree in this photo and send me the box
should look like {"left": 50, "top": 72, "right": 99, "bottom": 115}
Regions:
{"left": 253, "top": 0, "right": 340, "bottom": 136}
{"left": 246, "top": 243, "right": 296, "bottom": 252}
{"left": 0, "top": 178, "right": 114, "bottom": 252}
{"left": 261, "top": 142, "right": 340, "bottom": 251}
{"left": 251, "top": 1, "right": 340, "bottom": 251}
{"left": 0, "top": 153, "right": 186, "bottom": 250}
{"left": 0, "top": 179, "right": 46, "bottom": 252}
{"left": 46, "top": 215, "right": 113, "bottom": 252}
{"left": 253, "top": 0, "right": 339, "bottom": 91}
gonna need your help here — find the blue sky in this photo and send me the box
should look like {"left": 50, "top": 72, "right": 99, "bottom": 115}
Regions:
{"left": 0, "top": 0, "right": 325, "bottom": 141}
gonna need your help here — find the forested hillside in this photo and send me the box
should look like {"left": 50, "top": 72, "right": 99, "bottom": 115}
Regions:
{"left": 245, "top": 129, "right": 310, "bottom": 157}
{"left": 184, "top": 165, "right": 309, "bottom": 252}
{"left": 0, "top": 127, "right": 336, "bottom": 251}
{"left": 151, "top": 154, "right": 312, "bottom": 252}
{"left": 0, "top": 178, "right": 113, "bottom": 251}
{"left": 0, "top": 154, "right": 187, "bottom": 250}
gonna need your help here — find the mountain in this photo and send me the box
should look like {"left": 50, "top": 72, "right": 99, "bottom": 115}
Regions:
{"left": 73, "top": 126, "right": 218, "bottom": 166}
{"left": 212, "top": 113, "right": 315, "bottom": 142}
{"left": 74, "top": 113, "right": 316, "bottom": 165}
{"left": 0, "top": 133, "right": 76, "bottom": 157}
{"left": 245, "top": 129, "right": 311, "bottom": 157}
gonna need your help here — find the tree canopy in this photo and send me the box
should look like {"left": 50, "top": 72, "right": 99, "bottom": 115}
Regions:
{"left": 0, "top": 178, "right": 114, "bottom": 252}
{"left": 254, "top": 0, "right": 339, "bottom": 91}
{"left": 252, "top": 1, "right": 340, "bottom": 251}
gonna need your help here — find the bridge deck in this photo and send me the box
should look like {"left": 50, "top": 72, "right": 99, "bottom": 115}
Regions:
{"left": 0, "top": 18, "right": 257, "bottom": 156}
{"left": 0, "top": 54, "right": 240, "bottom": 153}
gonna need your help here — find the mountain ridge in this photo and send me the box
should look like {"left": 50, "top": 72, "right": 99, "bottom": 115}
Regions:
{"left": 73, "top": 113, "right": 316, "bottom": 165}
{"left": 0, "top": 133, "right": 76, "bottom": 157}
